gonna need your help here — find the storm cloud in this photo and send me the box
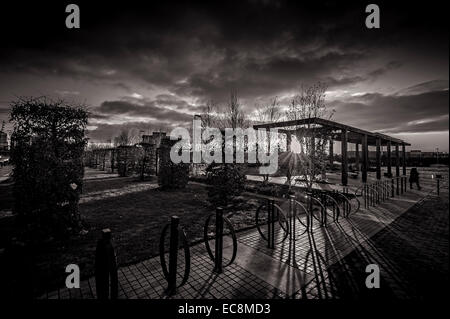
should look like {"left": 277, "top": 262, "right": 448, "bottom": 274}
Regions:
{"left": 0, "top": 1, "right": 448, "bottom": 149}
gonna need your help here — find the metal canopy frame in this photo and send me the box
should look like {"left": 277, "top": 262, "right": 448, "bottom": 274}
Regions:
{"left": 253, "top": 117, "right": 410, "bottom": 146}
{"left": 253, "top": 117, "right": 410, "bottom": 186}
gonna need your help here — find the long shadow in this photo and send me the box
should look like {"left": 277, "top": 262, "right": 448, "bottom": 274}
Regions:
{"left": 192, "top": 270, "right": 220, "bottom": 299}
{"left": 326, "top": 211, "right": 412, "bottom": 297}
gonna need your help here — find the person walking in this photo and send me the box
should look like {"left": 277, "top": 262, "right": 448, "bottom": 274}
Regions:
{"left": 409, "top": 167, "right": 421, "bottom": 190}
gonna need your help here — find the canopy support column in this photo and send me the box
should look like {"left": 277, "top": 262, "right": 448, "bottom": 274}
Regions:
{"left": 341, "top": 129, "right": 348, "bottom": 186}
{"left": 362, "top": 134, "right": 368, "bottom": 183}
{"left": 387, "top": 140, "right": 392, "bottom": 177}
{"left": 376, "top": 137, "right": 381, "bottom": 180}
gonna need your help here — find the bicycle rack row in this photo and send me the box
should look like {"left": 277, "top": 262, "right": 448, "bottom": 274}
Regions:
{"left": 158, "top": 209, "right": 238, "bottom": 296}
{"left": 354, "top": 176, "right": 408, "bottom": 210}
{"left": 93, "top": 208, "right": 238, "bottom": 298}
{"left": 255, "top": 188, "right": 359, "bottom": 248}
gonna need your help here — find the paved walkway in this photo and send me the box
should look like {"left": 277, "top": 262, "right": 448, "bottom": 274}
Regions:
{"left": 0, "top": 165, "right": 12, "bottom": 183}
{"left": 79, "top": 181, "right": 159, "bottom": 204}
{"left": 41, "top": 179, "right": 445, "bottom": 299}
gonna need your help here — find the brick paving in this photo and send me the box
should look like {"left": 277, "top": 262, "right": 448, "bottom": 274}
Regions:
{"left": 321, "top": 189, "right": 449, "bottom": 299}
{"left": 41, "top": 177, "right": 448, "bottom": 299}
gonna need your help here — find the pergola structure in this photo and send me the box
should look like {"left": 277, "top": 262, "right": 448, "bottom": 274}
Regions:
{"left": 253, "top": 117, "right": 411, "bottom": 186}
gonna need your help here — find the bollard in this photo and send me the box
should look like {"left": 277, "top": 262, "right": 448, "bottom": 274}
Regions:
{"left": 308, "top": 194, "right": 313, "bottom": 226}
{"left": 374, "top": 183, "right": 378, "bottom": 204}
{"left": 95, "top": 228, "right": 118, "bottom": 299}
{"left": 387, "top": 180, "right": 389, "bottom": 199}
{"left": 160, "top": 216, "right": 191, "bottom": 296}
{"left": 366, "top": 184, "right": 369, "bottom": 208}
{"left": 404, "top": 176, "right": 407, "bottom": 193}
{"left": 214, "top": 208, "right": 224, "bottom": 273}
{"left": 204, "top": 208, "right": 237, "bottom": 273}
{"left": 387, "top": 180, "right": 390, "bottom": 199}
{"left": 403, "top": 176, "right": 406, "bottom": 194}
{"left": 267, "top": 199, "right": 275, "bottom": 249}
{"left": 370, "top": 184, "right": 374, "bottom": 207}
{"left": 343, "top": 188, "right": 349, "bottom": 216}
{"left": 255, "top": 199, "right": 289, "bottom": 246}
{"left": 322, "top": 194, "right": 327, "bottom": 225}
{"left": 373, "top": 184, "right": 376, "bottom": 205}
{"left": 377, "top": 182, "right": 381, "bottom": 204}
{"left": 403, "top": 176, "right": 406, "bottom": 193}
{"left": 396, "top": 177, "right": 400, "bottom": 195}
{"left": 332, "top": 194, "right": 339, "bottom": 221}
{"left": 391, "top": 178, "right": 395, "bottom": 197}
{"left": 167, "top": 216, "right": 179, "bottom": 295}
{"left": 289, "top": 195, "right": 296, "bottom": 241}
{"left": 364, "top": 184, "right": 368, "bottom": 209}
{"left": 400, "top": 177, "right": 403, "bottom": 194}
{"left": 437, "top": 178, "right": 440, "bottom": 196}
{"left": 370, "top": 184, "right": 373, "bottom": 207}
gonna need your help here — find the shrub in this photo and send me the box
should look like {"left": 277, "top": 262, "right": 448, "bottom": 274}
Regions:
{"left": 9, "top": 97, "right": 88, "bottom": 241}
{"left": 206, "top": 163, "right": 246, "bottom": 208}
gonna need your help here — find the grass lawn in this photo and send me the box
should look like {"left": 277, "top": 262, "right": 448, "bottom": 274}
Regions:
{"left": 0, "top": 172, "right": 261, "bottom": 297}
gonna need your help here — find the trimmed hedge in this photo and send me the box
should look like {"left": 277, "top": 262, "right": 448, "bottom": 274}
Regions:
{"left": 157, "top": 138, "right": 189, "bottom": 189}
{"left": 9, "top": 98, "right": 88, "bottom": 241}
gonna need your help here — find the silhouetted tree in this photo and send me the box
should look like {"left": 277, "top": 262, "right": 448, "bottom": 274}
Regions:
{"left": 285, "top": 83, "right": 334, "bottom": 191}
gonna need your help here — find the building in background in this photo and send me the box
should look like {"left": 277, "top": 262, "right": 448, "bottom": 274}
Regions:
{"left": 347, "top": 149, "right": 448, "bottom": 167}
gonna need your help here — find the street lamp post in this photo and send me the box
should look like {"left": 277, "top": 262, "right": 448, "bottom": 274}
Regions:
{"left": 436, "top": 147, "right": 439, "bottom": 165}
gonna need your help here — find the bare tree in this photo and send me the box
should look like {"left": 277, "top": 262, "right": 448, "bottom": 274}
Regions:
{"left": 202, "top": 100, "right": 215, "bottom": 127}
{"left": 128, "top": 128, "right": 142, "bottom": 145}
{"left": 284, "top": 82, "right": 334, "bottom": 191}
{"left": 200, "top": 91, "right": 248, "bottom": 130}
{"left": 114, "top": 129, "right": 130, "bottom": 146}
{"left": 201, "top": 99, "right": 224, "bottom": 128}
{"left": 255, "top": 97, "right": 283, "bottom": 182}
{"left": 227, "top": 90, "right": 247, "bottom": 129}
{"left": 113, "top": 128, "right": 141, "bottom": 146}
{"left": 256, "top": 97, "right": 282, "bottom": 123}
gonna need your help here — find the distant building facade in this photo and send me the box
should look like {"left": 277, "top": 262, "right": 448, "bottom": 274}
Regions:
{"left": 141, "top": 132, "right": 166, "bottom": 147}
{"left": 347, "top": 149, "right": 448, "bottom": 166}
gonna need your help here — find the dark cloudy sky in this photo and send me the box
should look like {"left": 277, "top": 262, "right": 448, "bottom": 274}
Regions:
{"left": 0, "top": 0, "right": 448, "bottom": 150}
